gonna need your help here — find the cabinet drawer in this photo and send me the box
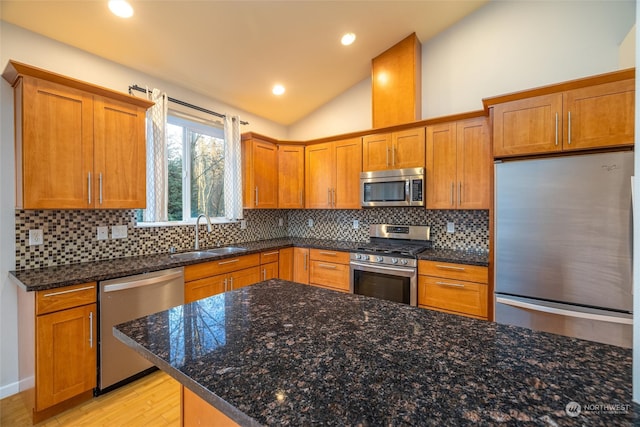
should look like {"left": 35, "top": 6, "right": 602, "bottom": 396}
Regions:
{"left": 260, "top": 250, "right": 280, "bottom": 264}
{"left": 418, "top": 276, "right": 487, "bottom": 318}
{"left": 36, "top": 282, "right": 97, "bottom": 315}
{"left": 309, "top": 260, "right": 350, "bottom": 291}
{"left": 309, "top": 249, "right": 350, "bottom": 264}
{"left": 418, "top": 260, "right": 488, "bottom": 283}
{"left": 184, "top": 254, "right": 260, "bottom": 281}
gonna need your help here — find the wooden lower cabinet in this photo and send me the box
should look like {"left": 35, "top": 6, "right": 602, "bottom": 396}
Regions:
{"left": 259, "top": 250, "right": 280, "bottom": 281}
{"left": 184, "top": 254, "right": 261, "bottom": 303}
{"left": 182, "top": 386, "right": 239, "bottom": 427}
{"left": 278, "top": 247, "right": 294, "bottom": 281}
{"left": 293, "top": 248, "right": 310, "bottom": 284}
{"left": 18, "top": 282, "right": 98, "bottom": 424}
{"left": 418, "top": 260, "right": 488, "bottom": 320}
{"left": 308, "top": 249, "right": 350, "bottom": 292}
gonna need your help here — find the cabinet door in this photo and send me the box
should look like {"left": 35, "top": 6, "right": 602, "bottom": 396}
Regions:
{"left": 456, "top": 118, "right": 490, "bottom": 209}
{"left": 334, "top": 138, "right": 362, "bottom": 209}
{"left": 94, "top": 96, "right": 147, "bottom": 209}
{"left": 36, "top": 304, "right": 96, "bottom": 410}
{"left": 305, "top": 143, "right": 333, "bottom": 209}
{"left": 392, "top": 127, "right": 425, "bottom": 169}
{"left": 362, "top": 133, "right": 391, "bottom": 171}
{"left": 563, "top": 79, "right": 634, "bottom": 151}
{"left": 185, "top": 274, "right": 227, "bottom": 303}
{"left": 20, "top": 76, "right": 94, "bottom": 209}
{"left": 278, "top": 248, "right": 294, "bottom": 281}
{"left": 492, "top": 93, "right": 563, "bottom": 157}
{"left": 293, "top": 248, "right": 310, "bottom": 284}
{"left": 418, "top": 276, "right": 487, "bottom": 319}
{"left": 229, "top": 266, "right": 261, "bottom": 290}
{"left": 309, "top": 261, "right": 350, "bottom": 292}
{"left": 260, "top": 261, "right": 279, "bottom": 281}
{"left": 253, "top": 141, "right": 278, "bottom": 208}
{"left": 278, "top": 145, "right": 305, "bottom": 208}
{"left": 426, "top": 123, "right": 457, "bottom": 209}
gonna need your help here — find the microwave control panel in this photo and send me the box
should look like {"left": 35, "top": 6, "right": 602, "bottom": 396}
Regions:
{"left": 411, "top": 179, "right": 423, "bottom": 202}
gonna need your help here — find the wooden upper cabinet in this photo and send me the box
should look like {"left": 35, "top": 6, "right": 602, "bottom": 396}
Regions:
{"left": 5, "top": 61, "right": 153, "bottom": 209}
{"left": 278, "top": 145, "right": 305, "bottom": 209}
{"left": 242, "top": 137, "right": 278, "bottom": 209}
{"left": 306, "top": 138, "right": 362, "bottom": 209}
{"left": 18, "top": 77, "right": 94, "bottom": 209}
{"left": 305, "top": 142, "right": 333, "bottom": 209}
{"left": 93, "top": 96, "right": 147, "bottom": 208}
{"left": 488, "top": 69, "right": 634, "bottom": 158}
{"left": 492, "top": 93, "right": 562, "bottom": 157}
{"left": 563, "top": 79, "right": 634, "bottom": 151}
{"left": 334, "top": 138, "right": 362, "bottom": 209}
{"left": 426, "top": 117, "right": 490, "bottom": 210}
{"left": 362, "top": 128, "right": 424, "bottom": 171}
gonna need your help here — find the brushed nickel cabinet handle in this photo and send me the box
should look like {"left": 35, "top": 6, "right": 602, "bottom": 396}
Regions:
{"left": 255, "top": 187, "right": 259, "bottom": 206}
{"left": 223, "top": 278, "right": 228, "bottom": 292}
{"left": 218, "top": 259, "right": 240, "bottom": 265}
{"left": 318, "top": 263, "right": 337, "bottom": 269}
{"left": 567, "top": 111, "right": 572, "bottom": 145}
{"left": 263, "top": 251, "right": 279, "bottom": 256}
{"left": 89, "top": 311, "right": 94, "bottom": 348}
{"left": 435, "top": 281, "right": 465, "bottom": 288}
{"left": 555, "top": 112, "right": 559, "bottom": 146}
{"left": 392, "top": 146, "right": 396, "bottom": 166}
{"left": 99, "top": 173, "right": 103, "bottom": 205}
{"left": 262, "top": 269, "right": 266, "bottom": 281}
{"left": 304, "top": 253, "right": 308, "bottom": 271}
{"left": 450, "top": 182, "right": 454, "bottom": 206}
{"left": 386, "top": 146, "right": 390, "bottom": 166}
{"left": 88, "top": 172, "right": 92, "bottom": 205}
{"left": 43, "top": 285, "right": 95, "bottom": 298}
{"left": 435, "top": 265, "right": 465, "bottom": 271}
{"left": 319, "top": 251, "right": 337, "bottom": 256}
{"left": 230, "top": 277, "right": 234, "bottom": 289}
{"left": 458, "top": 182, "right": 462, "bottom": 206}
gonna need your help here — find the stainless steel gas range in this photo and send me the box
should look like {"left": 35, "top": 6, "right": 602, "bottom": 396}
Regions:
{"left": 350, "top": 224, "right": 431, "bottom": 306}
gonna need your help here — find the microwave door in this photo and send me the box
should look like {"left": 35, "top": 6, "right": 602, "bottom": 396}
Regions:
{"left": 365, "top": 180, "right": 407, "bottom": 202}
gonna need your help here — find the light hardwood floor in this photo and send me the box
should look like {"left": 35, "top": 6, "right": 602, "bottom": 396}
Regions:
{"left": 0, "top": 371, "right": 180, "bottom": 426}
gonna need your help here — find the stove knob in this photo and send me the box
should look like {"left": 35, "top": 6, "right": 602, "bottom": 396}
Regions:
{"left": 400, "top": 259, "right": 409, "bottom": 265}
{"left": 362, "top": 255, "right": 369, "bottom": 261}
{"left": 355, "top": 254, "right": 361, "bottom": 260}
{"left": 391, "top": 258, "right": 398, "bottom": 264}
{"left": 375, "top": 256, "right": 384, "bottom": 262}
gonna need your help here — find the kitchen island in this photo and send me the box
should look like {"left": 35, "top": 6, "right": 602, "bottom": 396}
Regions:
{"left": 113, "top": 279, "right": 635, "bottom": 426}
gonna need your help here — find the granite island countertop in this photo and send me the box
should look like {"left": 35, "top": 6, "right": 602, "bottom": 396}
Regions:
{"left": 114, "top": 280, "right": 635, "bottom": 426}
{"left": 10, "top": 237, "right": 488, "bottom": 292}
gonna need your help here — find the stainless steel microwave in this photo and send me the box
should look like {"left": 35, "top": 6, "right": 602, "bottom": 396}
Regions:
{"left": 360, "top": 168, "right": 424, "bottom": 207}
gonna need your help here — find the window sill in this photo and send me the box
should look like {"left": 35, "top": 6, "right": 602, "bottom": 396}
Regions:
{"left": 136, "top": 218, "right": 237, "bottom": 228}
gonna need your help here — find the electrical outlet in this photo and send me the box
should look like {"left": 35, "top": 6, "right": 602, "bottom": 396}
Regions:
{"left": 278, "top": 217, "right": 284, "bottom": 227}
{"left": 28, "top": 229, "right": 43, "bottom": 246}
{"left": 240, "top": 220, "right": 247, "bottom": 229}
{"left": 307, "top": 219, "right": 314, "bottom": 227}
{"left": 97, "top": 226, "right": 108, "bottom": 241}
{"left": 111, "top": 225, "right": 128, "bottom": 239}
{"left": 446, "top": 222, "right": 455, "bottom": 233}
{"left": 352, "top": 220, "right": 359, "bottom": 229}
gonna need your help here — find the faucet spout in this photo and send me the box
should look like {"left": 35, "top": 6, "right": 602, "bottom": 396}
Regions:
{"left": 195, "top": 214, "right": 213, "bottom": 250}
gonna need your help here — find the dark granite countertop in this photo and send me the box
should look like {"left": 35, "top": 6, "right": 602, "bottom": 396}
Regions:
{"left": 10, "top": 237, "right": 487, "bottom": 292}
{"left": 417, "top": 248, "right": 489, "bottom": 267}
{"left": 114, "top": 280, "right": 635, "bottom": 426}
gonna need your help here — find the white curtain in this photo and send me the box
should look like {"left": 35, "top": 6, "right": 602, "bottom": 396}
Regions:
{"left": 144, "top": 88, "right": 168, "bottom": 222}
{"left": 224, "top": 115, "right": 243, "bottom": 220}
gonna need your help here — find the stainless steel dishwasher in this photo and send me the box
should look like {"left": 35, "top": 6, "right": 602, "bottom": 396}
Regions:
{"left": 98, "top": 267, "right": 184, "bottom": 393}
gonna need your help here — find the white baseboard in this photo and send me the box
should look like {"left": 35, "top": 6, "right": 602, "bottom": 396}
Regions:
{"left": 0, "top": 380, "right": 19, "bottom": 400}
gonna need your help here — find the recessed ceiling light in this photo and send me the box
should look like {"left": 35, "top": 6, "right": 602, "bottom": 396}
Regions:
{"left": 109, "top": 0, "right": 134, "bottom": 18}
{"left": 341, "top": 33, "right": 356, "bottom": 46}
{"left": 272, "top": 84, "right": 285, "bottom": 96}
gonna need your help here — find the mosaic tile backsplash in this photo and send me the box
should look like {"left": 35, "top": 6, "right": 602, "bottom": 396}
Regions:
{"left": 15, "top": 208, "right": 488, "bottom": 270}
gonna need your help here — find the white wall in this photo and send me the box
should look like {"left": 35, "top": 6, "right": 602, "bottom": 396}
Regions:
{"left": 0, "top": 22, "right": 287, "bottom": 398}
{"left": 290, "top": 0, "right": 635, "bottom": 140}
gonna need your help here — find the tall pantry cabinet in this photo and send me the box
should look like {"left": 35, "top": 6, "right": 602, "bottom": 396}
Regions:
{"left": 3, "top": 60, "right": 153, "bottom": 209}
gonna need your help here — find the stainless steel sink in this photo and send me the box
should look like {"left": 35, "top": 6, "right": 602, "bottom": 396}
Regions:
{"left": 205, "top": 247, "right": 247, "bottom": 255}
{"left": 170, "top": 251, "right": 218, "bottom": 261}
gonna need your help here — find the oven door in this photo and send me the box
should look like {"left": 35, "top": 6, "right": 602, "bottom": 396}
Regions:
{"left": 350, "top": 261, "right": 417, "bottom": 306}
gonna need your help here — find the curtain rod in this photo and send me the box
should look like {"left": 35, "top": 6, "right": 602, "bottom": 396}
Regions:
{"left": 128, "top": 84, "right": 249, "bottom": 125}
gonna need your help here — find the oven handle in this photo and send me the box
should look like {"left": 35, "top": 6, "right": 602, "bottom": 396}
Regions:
{"left": 350, "top": 261, "right": 416, "bottom": 275}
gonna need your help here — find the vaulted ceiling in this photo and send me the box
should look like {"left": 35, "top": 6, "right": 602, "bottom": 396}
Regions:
{"left": 1, "top": 1, "right": 488, "bottom": 125}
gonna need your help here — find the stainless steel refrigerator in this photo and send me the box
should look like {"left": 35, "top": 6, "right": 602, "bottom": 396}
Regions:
{"left": 494, "top": 151, "right": 633, "bottom": 348}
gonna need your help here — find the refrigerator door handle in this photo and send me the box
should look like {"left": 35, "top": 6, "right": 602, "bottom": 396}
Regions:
{"left": 496, "top": 296, "right": 633, "bottom": 325}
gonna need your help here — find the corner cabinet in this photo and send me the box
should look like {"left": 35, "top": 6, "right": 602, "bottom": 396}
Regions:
{"left": 3, "top": 61, "right": 153, "bottom": 209}
{"left": 18, "top": 282, "right": 97, "bottom": 424}
{"left": 488, "top": 69, "right": 634, "bottom": 158}
{"left": 305, "top": 138, "right": 362, "bottom": 209}
{"left": 426, "top": 117, "right": 490, "bottom": 209}
{"left": 242, "top": 135, "right": 279, "bottom": 209}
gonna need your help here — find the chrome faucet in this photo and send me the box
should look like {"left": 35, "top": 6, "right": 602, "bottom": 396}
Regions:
{"left": 194, "top": 214, "right": 213, "bottom": 250}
